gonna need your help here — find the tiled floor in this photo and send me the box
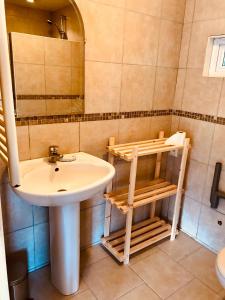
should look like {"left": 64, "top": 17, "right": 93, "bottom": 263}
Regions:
{"left": 29, "top": 232, "right": 224, "bottom": 300}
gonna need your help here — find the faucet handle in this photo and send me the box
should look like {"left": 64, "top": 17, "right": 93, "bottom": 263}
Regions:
{"left": 49, "top": 145, "right": 59, "bottom": 155}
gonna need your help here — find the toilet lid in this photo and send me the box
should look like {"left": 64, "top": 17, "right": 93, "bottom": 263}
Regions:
{"left": 217, "top": 248, "right": 225, "bottom": 278}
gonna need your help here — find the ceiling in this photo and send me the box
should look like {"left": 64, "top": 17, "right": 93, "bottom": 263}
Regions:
{"left": 6, "top": 0, "right": 71, "bottom": 11}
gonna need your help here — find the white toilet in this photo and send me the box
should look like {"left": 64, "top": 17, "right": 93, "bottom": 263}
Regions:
{"left": 216, "top": 248, "right": 225, "bottom": 288}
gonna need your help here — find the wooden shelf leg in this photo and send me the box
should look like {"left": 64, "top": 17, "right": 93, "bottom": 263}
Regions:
{"left": 124, "top": 207, "right": 134, "bottom": 265}
{"left": 104, "top": 137, "right": 115, "bottom": 237}
{"left": 150, "top": 131, "right": 164, "bottom": 219}
{"left": 124, "top": 147, "right": 138, "bottom": 265}
{"left": 171, "top": 138, "right": 190, "bottom": 241}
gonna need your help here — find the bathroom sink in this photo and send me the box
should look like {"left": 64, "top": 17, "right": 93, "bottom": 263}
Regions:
{"left": 14, "top": 152, "right": 115, "bottom": 206}
{"left": 13, "top": 152, "right": 115, "bottom": 295}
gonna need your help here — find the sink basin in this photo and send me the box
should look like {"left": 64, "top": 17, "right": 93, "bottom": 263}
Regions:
{"left": 14, "top": 152, "right": 115, "bottom": 206}
{"left": 13, "top": 152, "right": 115, "bottom": 295}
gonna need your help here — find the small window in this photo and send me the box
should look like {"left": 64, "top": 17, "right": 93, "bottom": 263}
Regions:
{"left": 203, "top": 35, "right": 225, "bottom": 77}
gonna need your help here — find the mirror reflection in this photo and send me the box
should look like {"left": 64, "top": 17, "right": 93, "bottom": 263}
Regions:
{"left": 5, "top": 0, "right": 85, "bottom": 117}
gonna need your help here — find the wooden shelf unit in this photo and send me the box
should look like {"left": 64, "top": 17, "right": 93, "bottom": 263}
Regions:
{"left": 102, "top": 131, "right": 190, "bottom": 264}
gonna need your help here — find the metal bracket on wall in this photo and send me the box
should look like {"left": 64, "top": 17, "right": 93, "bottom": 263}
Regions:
{"left": 210, "top": 162, "right": 225, "bottom": 208}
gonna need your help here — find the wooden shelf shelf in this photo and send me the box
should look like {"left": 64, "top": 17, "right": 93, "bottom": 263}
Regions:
{"left": 107, "top": 138, "right": 184, "bottom": 161}
{"left": 104, "top": 178, "right": 177, "bottom": 214}
{"left": 101, "top": 217, "right": 173, "bottom": 263}
{"left": 103, "top": 132, "right": 190, "bottom": 264}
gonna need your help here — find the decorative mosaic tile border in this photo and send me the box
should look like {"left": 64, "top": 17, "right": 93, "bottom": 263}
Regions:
{"left": 16, "top": 110, "right": 172, "bottom": 126}
{"left": 15, "top": 109, "right": 225, "bottom": 126}
{"left": 17, "top": 95, "right": 84, "bottom": 100}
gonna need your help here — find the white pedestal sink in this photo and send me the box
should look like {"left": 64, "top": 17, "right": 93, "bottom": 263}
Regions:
{"left": 13, "top": 152, "right": 115, "bottom": 295}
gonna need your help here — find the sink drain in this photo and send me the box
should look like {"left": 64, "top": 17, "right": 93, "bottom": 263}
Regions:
{"left": 57, "top": 189, "right": 67, "bottom": 192}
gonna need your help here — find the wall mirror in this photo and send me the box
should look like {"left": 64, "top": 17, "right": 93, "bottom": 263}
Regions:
{"left": 4, "top": 0, "right": 85, "bottom": 117}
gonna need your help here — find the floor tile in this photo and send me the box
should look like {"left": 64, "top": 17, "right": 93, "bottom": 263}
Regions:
{"left": 131, "top": 250, "right": 193, "bottom": 299}
{"left": 218, "top": 289, "right": 225, "bottom": 299}
{"left": 69, "top": 289, "right": 96, "bottom": 300}
{"left": 129, "top": 245, "right": 160, "bottom": 265}
{"left": 118, "top": 283, "right": 161, "bottom": 300}
{"left": 82, "top": 257, "right": 143, "bottom": 300}
{"left": 80, "top": 244, "right": 108, "bottom": 270}
{"left": 167, "top": 279, "right": 221, "bottom": 300}
{"left": 158, "top": 231, "right": 201, "bottom": 261}
{"left": 179, "top": 247, "right": 223, "bottom": 293}
{"left": 29, "top": 266, "right": 87, "bottom": 300}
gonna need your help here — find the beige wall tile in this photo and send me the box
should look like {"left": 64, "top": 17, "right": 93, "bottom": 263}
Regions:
{"left": 197, "top": 205, "right": 225, "bottom": 252}
{"left": 209, "top": 124, "right": 225, "bottom": 166}
{"left": 71, "top": 67, "right": 84, "bottom": 95}
{"left": 6, "top": 4, "right": 51, "bottom": 37}
{"left": 173, "top": 68, "right": 186, "bottom": 110}
{"left": 16, "top": 125, "right": 30, "bottom": 160}
{"left": 14, "top": 63, "right": 45, "bottom": 95}
{"left": 120, "top": 65, "right": 155, "bottom": 111}
{"left": 184, "top": 159, "right": 208, "bottom": 202}
{"left": 5, "top": 227, "right": 35, "bottom": 270}
{"left": 188, "top": 19, "right": 225, "bottom": 68}
{"left": 33, "top": 206, "right": 48, "bottom": 225}
{"left": 217, "top": 80, "right": 225, "bottom": 117}
{"left": 85, "top": 61, "right": 121, "bottom": 113}
{"left": 150, "top": 116, "right": 172, "bottom": 138}
{"left": 17, "top": 100, "right": 46, "bottom": 117}
{"left": 179, "top": 23, "right": 192, "bottom": 68}
{"left": 182, "top": 69, "right": 223, "bottom": 115}
{"left": 6, "top": 3, "right": 29, "bottom": 18}
{"left": 180, "top": 195, "right": 201, "bottom": 237}
{"left": 194, "top": 0, "right": 225, "bottom": 21}
{"left": 126, "top": 0, "right": 162, "bottom": 17}
{"left": 123, "top": 11, "right": 160, "bottom": 65}
{"left": 45, "top": 66, "right": 72, "bottom": 95}
{"left": 76, "top": 0, "right": 124, "bottom": 62}
{"left": 46, "top": 100, "right": 72, "bottom": 115}
{"left": 71, "top": 99, "right": 84, "bottom": 113}
{"left": 44, "top": 38, "right": 71, "bottom": 67}
{"left": 80, "top": 120, "right": 119, "bottom": 158}
{"left": 2, "top": 183, "right": 33, "bottom": 233}
{"left": 184, "top": 0, "right": 196, "bottom": 23}
{"left": 153, "top": 67, "right": 177, "bottom": 110}
{"left": 158, "top": 20, "right": 182, "bottom": 68}
{"left": 71, "top": 42, "right": 84, "bottom": 67}
{"left": 80, "top": 204, "right": 105, "bottom": 248}
{"left": 11, "top": 33, "right": 45, "bottom": 64}
{"left": 170, "top": 116, "right": 180, "bottom": 133}
{"left": 86, "top": 0, "right": 125, "bottom": 8}
{"left": 179, "top": 117, "right": 215, "bottom": 164}
{"left": 29, "top": 122, "right": 79, "bottom": 159}
{"left": 162, "top": 0, "right": 186, "bottom": 22}
{"left": 7, "top": 15, "right": 32, "bottom": 35}
{"left": 114, "top": 156, "right": 155, "bottom": 190}
{"left": 34, "top": 223, "right": 49, "bottom": 268}
{"left": 118, "top": 117, "right": 151, "bottom": 143}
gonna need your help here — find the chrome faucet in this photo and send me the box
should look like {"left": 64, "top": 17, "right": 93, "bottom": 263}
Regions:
{"left": 48, "top": 145, "right": 63, "bottom": 163}
{"left": 48, "top": 145, "right": 76, "bottom": 163}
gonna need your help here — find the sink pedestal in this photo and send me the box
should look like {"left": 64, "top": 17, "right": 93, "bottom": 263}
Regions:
{"left": 49, "top": 202, "right": 80, "bottom": 295}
